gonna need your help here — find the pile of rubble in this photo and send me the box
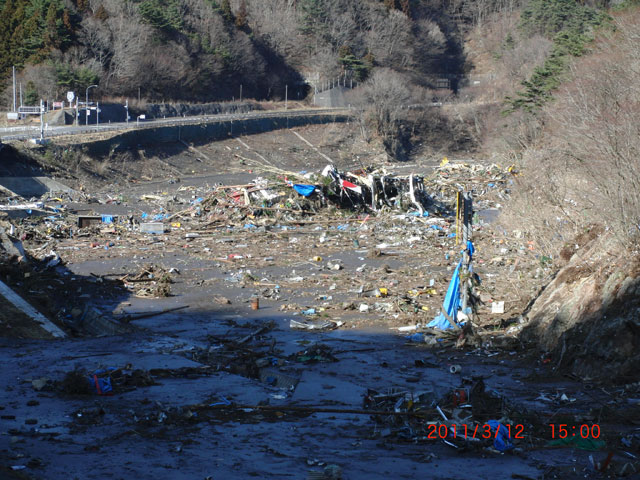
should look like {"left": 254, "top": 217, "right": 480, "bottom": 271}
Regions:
{"left": 0, "top": 160, "right": 521, "bottom": 339}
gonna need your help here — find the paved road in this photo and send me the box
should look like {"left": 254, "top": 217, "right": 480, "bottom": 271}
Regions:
{"left": 0, "top": 107, "right": 351, "bottom": 142}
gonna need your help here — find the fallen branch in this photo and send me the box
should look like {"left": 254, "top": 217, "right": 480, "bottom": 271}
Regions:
{"left": 115, "top": 305, "right": 189, "bottom": 321}
{"left": 238, "top": 324, "right": 270, "bottom": 344}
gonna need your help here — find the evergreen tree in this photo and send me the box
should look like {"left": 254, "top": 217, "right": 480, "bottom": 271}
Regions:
{"left": 8, "top": 1, "right": 26, "bottom": 67}
{"left": 220, "top": 0, "right": 233, "bottom": 22}
{"left": 20, "top": 6, "right": 45, "bottom": 62}
{"left": 139, "top": 0, "right": 182, "bottom": 31}
{"left": 299, "top": 0, "right": 326, "bottom": 36}
{"left": 0, "top": 0, "right": 17, "bottom": 75}
{"left": 25, "top": 80, "right": 38, "bottom": 105}
{"left": 44, "top": 1, "right": 61, "bottom": 49}
{"left": 506, "top": 0, "right": 610, "bottom": 113}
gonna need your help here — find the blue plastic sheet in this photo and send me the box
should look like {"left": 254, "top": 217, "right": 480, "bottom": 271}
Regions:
{"left": 293, "top": 184, "right": 316, "bottom": 197}
{"left": 87, "top": 368, "right": 117, "bottom": 395}
{"left": 101, "top": 215, "right": 114, "bottom": 224}
{"left": 406, "top": 332, "right": 425, "bottom": 342}
{"left": 426, "top": 260, "right": 462, "bottom": 330}
{"left": 487, "top": 420, "right": 514, "bottom": 452}
{"left": 428, "top": 240, "right": 476, "bottom": 330}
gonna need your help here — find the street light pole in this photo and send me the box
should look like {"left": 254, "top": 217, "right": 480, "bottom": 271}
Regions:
{"left": 12, "top": 66, "right": 16, "bottom": 112}
{"left": 85, "top": 84, "right": 97, "bottom": 125}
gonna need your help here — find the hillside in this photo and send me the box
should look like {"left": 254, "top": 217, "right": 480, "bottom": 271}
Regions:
{"left": 0, "top": 0, "right": 471, "bottom": 105}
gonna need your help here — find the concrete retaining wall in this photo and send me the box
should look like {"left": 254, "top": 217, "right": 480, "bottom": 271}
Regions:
{"left": 79, "top": 113, "right": 350, "bottom": 156}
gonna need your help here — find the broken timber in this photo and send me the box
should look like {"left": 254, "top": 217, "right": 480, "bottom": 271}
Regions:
{"left": 0, "top": 279, "right": 66, "bottom": 338}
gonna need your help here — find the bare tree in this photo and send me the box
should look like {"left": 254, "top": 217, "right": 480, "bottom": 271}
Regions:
{"left": 245, "top": 0, "right": 301, "bottom": 59}
{"left": 509, "top": 10, "right": 640, "bottom": 249}
{"left": 357, "top": 68, "right": 413, "bottom": 158}
{"left": 365, "top": 9, "right": 413, "bottom": 69}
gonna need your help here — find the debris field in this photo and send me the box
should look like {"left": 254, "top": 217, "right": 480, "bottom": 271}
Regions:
{"left": 0, "top": 126, "right": 639, "bottom": 479}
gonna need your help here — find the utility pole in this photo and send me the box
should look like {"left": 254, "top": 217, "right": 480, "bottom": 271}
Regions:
{"left": 138, "top": 87, "right": 141, "bottom": 103}
{"left": 460, "top": 192, "right": 473, "bottom": 314}
{"left": 285, "top": 84, "right": 288, "bottom": 110}
{"left": 96, "top": 101, "right": 99, "bottom": 126}
{"left": 125, "top": 99, "right": 129, "bottom": 124}
{"left": 12, "top": 66, "right": 16, "bottom": 112}
{"left": 19, "top": 82, "right": 23, "bottom": 108}
{"left": 86, "top": 84, "right": 97, "bottom": 125}
{"left": 39, "top": 99, "right": 44, "bottom": 141}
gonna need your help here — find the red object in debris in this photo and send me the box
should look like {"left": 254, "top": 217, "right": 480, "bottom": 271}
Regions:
{"left": 451, "top": 388, "right": 468, "bottom": 407}
{"left": 341, "top": 179, "right": 362, "bottom": 194}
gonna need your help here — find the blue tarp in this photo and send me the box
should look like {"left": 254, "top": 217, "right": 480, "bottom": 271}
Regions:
{"left": 87, "top": 368, "right": 116, "bottom": 395}
{"left": 293, "top": 184, "right": 316, "bottom": 197}
{"left": 427, "top": 241, "right": 476, "bottom": 330}
{"left": 427, "top": 260, "right": 462, "bottom": 330}
{"left": 487, "top": 420, "right": 514, "bottom": 452}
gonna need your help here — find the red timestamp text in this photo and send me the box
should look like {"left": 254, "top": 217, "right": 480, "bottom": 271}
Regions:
{"left": 548, "top": 424, "right": 601, "bottom": 439}
{"left": 425, "top": 423, "right": 525, "bottom": 440}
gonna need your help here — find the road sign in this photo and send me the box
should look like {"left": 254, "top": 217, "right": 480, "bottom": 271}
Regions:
{"left": 67, "top": 91, "right": 75, "bottom": 103}
{"left": 18, "top": 106, "right": 41, "bottom": 114}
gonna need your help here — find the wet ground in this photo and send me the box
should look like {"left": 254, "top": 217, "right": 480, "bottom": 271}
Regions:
{"left": 1, "top": 298, "right": 635, "bottom": 479}
{"left": 1, "top": 125, "right": 639, "bottom": 479}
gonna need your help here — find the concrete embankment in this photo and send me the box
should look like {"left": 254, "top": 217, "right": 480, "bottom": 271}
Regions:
{"left": 76, "top": 112, "right": 350, "bottom": 155}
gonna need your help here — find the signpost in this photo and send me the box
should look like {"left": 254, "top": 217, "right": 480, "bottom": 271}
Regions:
{"left": 17, "top": 100, "right": 46, "bottom": 142}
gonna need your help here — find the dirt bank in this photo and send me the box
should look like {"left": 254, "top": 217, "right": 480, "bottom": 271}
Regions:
{"left": 520, "top": 229, "right": 640, "bottom": 384}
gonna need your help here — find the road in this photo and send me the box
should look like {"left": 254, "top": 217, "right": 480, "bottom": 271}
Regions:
{"left": 0, "top": 107, "right": 351, "bottom": 142}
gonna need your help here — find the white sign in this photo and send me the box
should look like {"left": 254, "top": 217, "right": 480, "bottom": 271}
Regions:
{"left": 67, "top": 91, "right": 75, "bottom": 102}
{"left": 139, "top": 114, "right": 146, "bottom": 120}
{"left": 7, "top": 112, "right": 18, "bottom": 120}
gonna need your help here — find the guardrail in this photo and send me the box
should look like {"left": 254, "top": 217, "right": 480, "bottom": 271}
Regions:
{"left": 0, "top": 108, "right": 352, "bottom": 142}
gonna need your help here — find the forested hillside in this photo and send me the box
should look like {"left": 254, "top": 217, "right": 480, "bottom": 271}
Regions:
{"left": 0, "top": 0, "right": 472, "bottom": 105}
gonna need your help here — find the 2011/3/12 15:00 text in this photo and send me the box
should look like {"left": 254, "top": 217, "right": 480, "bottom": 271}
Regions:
{"left": 549, "top": 424, "right": 601, "bottom": 439}
{"left": 425, "top": 424, "right": 525, "bottom": 439}
{"left": 424, "top": 424, "right": 600, "bottom": 440}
